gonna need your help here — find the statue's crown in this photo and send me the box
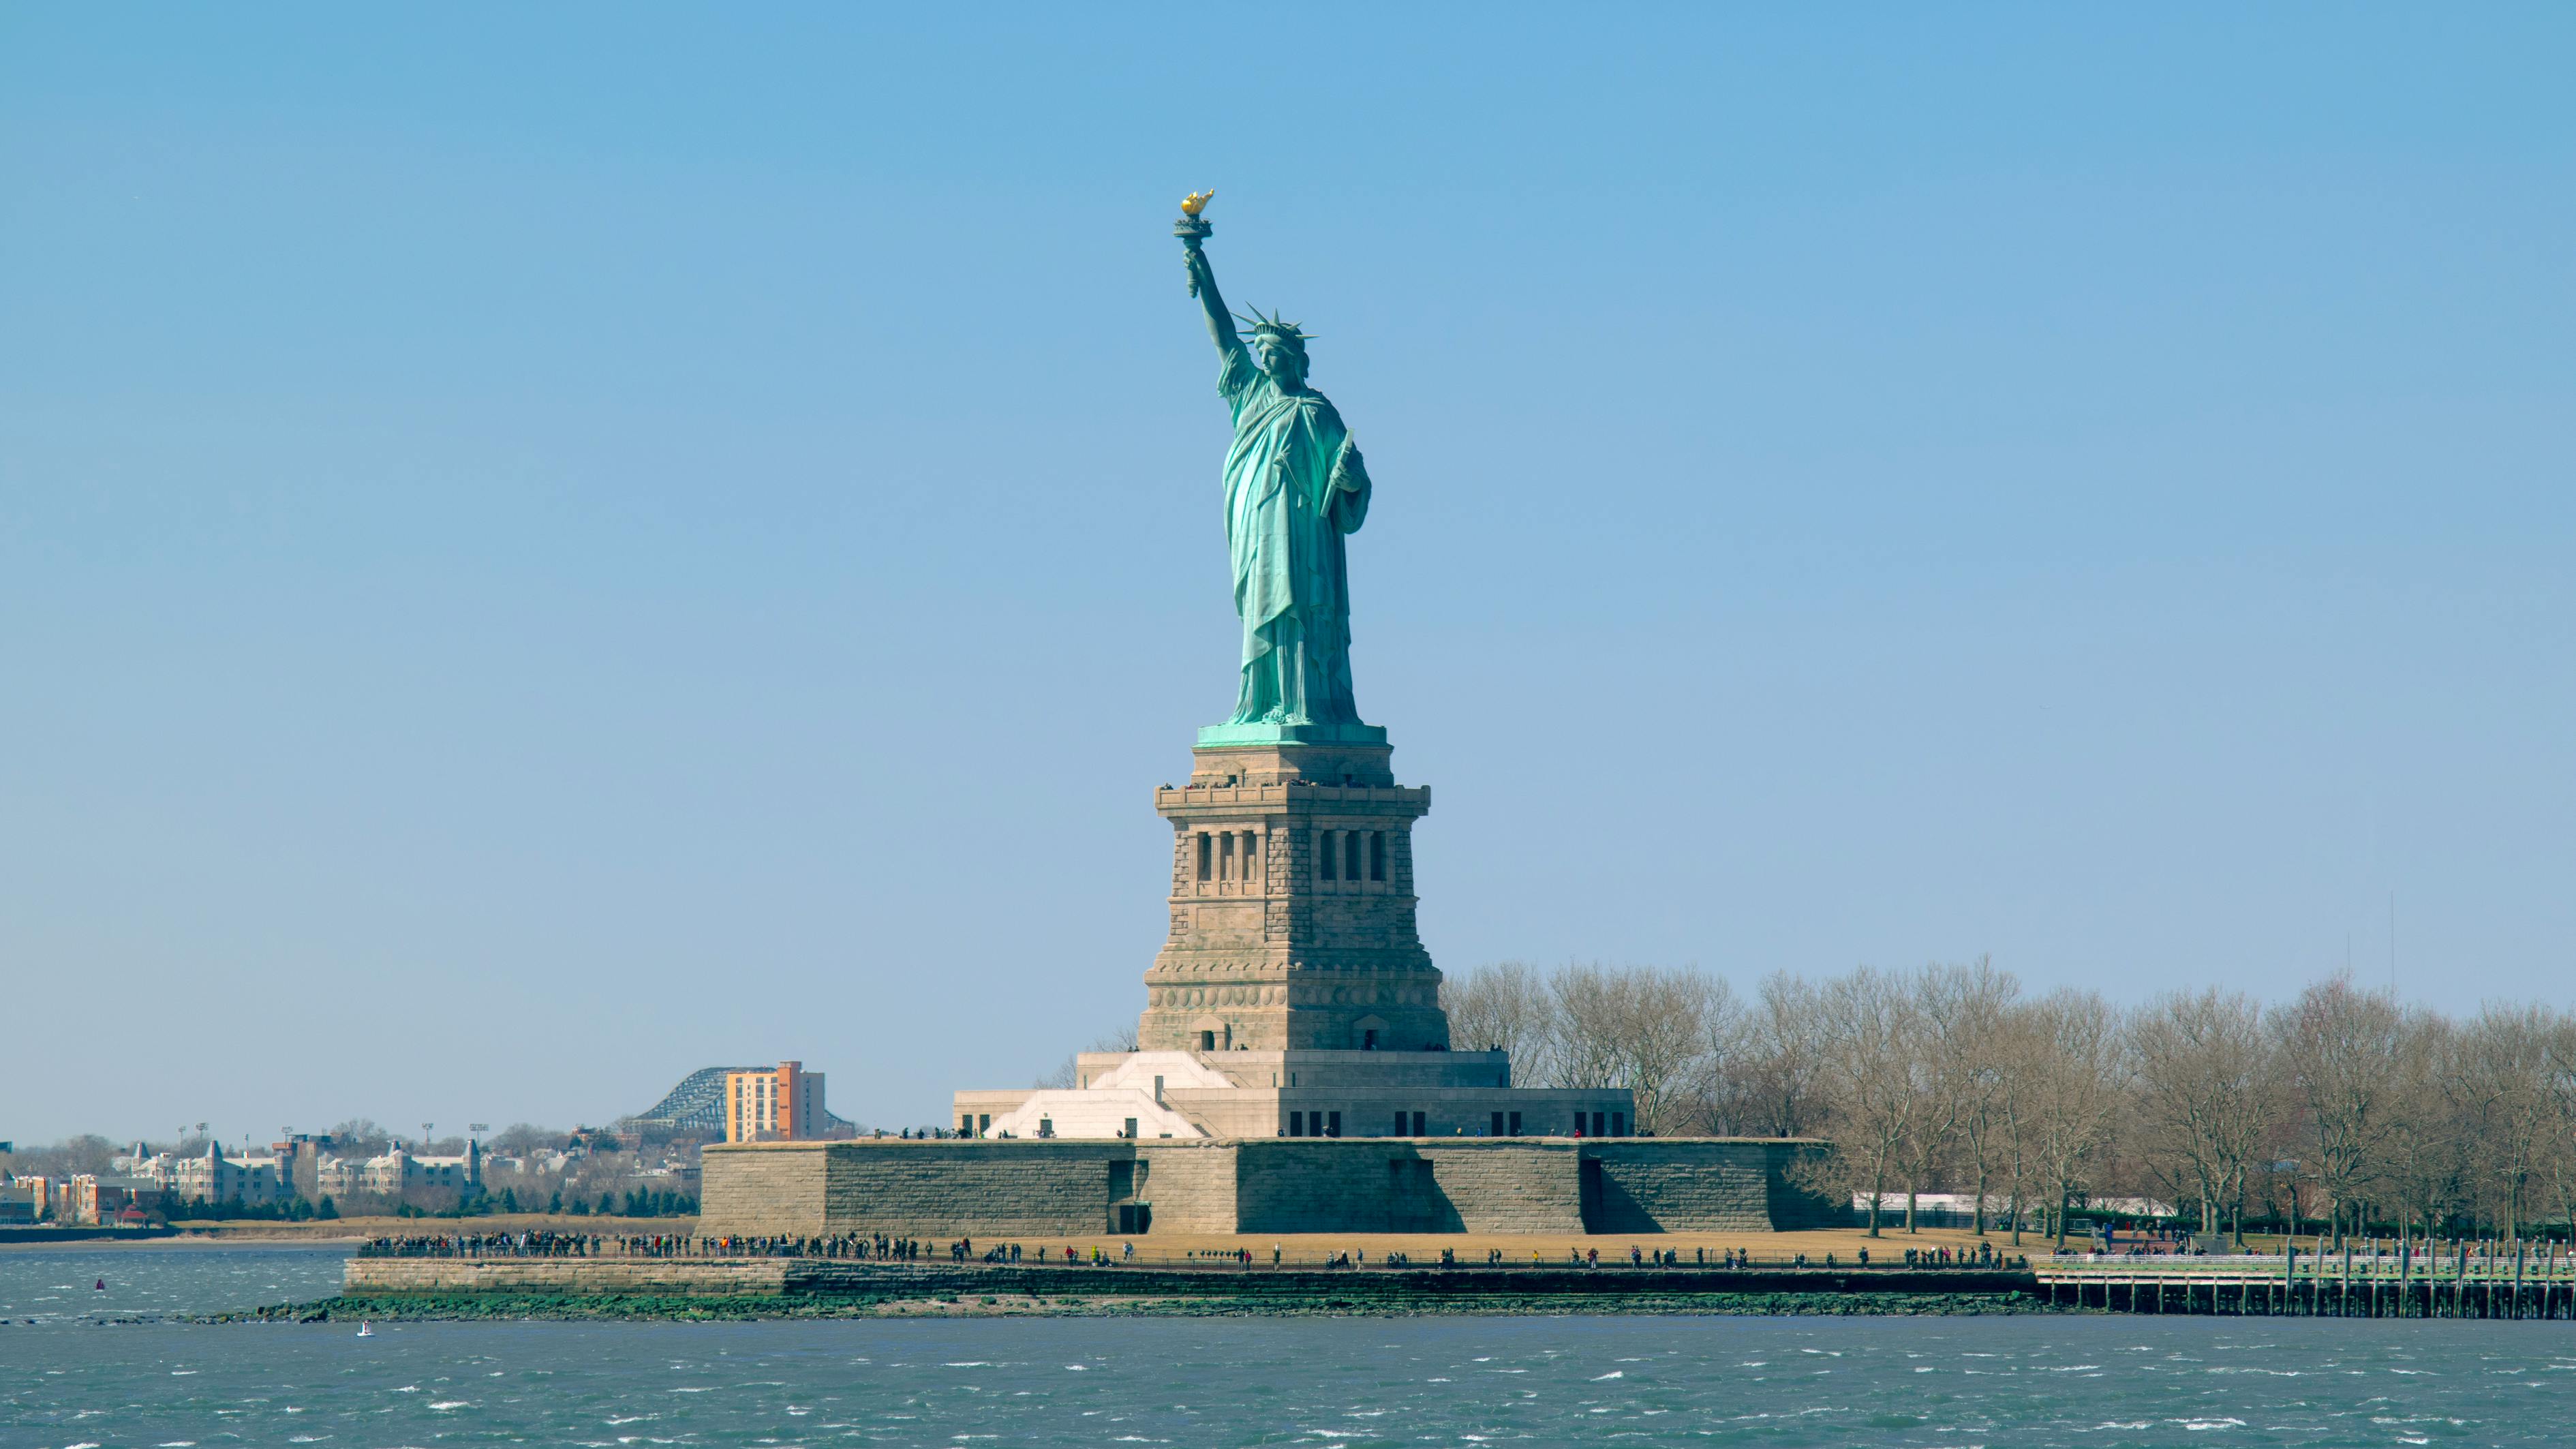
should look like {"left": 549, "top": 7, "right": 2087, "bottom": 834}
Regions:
{"left": 1233, "top": 306, "right": 1314, "bottom": 346}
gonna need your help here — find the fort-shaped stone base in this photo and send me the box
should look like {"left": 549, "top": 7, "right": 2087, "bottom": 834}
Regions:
{"left": 701, "top": 1136, "right": 1837, "bottom": 1238}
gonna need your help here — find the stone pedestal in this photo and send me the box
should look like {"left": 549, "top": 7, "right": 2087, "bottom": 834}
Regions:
{"left": 1141, "top": 737, "right": 1447, "bottom": 1053}
{"left": 951, "top": 727, "right": 1634, "bottom": 1146}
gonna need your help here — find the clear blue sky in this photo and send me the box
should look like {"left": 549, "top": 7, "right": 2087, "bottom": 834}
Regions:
{"left": 4, "top": 7, "right": 2569, "bottom": 1144}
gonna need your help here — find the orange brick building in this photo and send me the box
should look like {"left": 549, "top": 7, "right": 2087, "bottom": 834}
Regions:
{"left": 723, "top": 1061, "right": 829, "bottom": 1143}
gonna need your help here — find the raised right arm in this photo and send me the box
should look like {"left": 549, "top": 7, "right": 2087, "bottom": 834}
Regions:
{"left": 1182, "top": 237, "right": 1246, "bottom": 363}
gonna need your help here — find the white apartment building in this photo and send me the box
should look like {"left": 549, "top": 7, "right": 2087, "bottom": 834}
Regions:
{"left": 124, "top": 1144, "right": 290, "bottom": 1205}
{"left": 315, "top": 1141, "right": 482, "bottom": 1200}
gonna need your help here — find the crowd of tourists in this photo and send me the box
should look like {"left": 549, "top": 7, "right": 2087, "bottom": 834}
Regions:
{"left": 358, "top": 1231, "right": 964, "bottom": 1260}
{"left": 356, "top": 1232, "right": 2034, "bottom": 1269}
{"left": 359, "top": 1231, "right": 649, "bottom": 1258}
{"left": 1884, "top": 1242, "right": 2005, "bottom": 1267}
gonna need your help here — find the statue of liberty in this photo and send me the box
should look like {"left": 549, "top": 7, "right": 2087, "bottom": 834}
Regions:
{"left": 1175, "top": 194, "right": 1376, "bottom": 737}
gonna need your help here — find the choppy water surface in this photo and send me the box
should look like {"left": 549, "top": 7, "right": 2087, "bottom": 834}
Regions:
{"left": 5, "top": 1247, "right": 2574, "bottom": 1447}
{"left": 0, "top": 1240, "right": 350, "bottom": 1323}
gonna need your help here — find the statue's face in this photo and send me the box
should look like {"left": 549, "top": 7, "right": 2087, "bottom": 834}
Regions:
{"left": 1258, "top": 336, "right": 1307, "bottom": 387}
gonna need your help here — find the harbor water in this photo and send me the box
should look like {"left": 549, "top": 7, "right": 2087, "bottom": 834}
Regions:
{"left": 5, "top": 1242, "right": 2573, "bottom": 1446}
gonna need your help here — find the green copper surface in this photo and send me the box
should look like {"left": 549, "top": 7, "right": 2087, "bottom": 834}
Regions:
{"left": 1178, "top": 209, "right": 1375, "bottom": 731}
{"left": 1195, "top": 720, "right": 1388, "bottom": 747}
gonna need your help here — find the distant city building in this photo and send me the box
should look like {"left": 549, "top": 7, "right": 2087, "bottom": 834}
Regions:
{"left": 481, "top": 1147, "right": 574, "bottom": 1177}
{"left": 369, "top": 1141, "right": 480, "bottom": 1196}
{"left": 7, "top": 1175, "right": 52, "bottom": 1222}
{"left": 724, "top": 1061, "right": 832, "bottom": 1143}
{"left": 65, "top": 1173, "right": 164, "bottom": 1225}
{"left": 634, "top": 1063, "right": 859, "bottom": 1138}
{"left": 316, "top": 1140, "right": 482, "bottom": 1200}
{"left": 271, "top": 1133, "right": 331, "bottom": 1200}
{"left": 125, "top": 1144, "right": 291, "bottom": 1205}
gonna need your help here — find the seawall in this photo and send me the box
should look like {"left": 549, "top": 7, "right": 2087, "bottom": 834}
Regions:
{"left": 337, "top": 1255, "right": 2036, "bottom": 1313}
{"left": 699, "top": 1136, "right": 1840, "bottom": 1238}
{"left": 346, "top": 1257, "right": 793, "bottom": 1296}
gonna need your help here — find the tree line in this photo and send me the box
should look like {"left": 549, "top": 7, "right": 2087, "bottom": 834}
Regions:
{"left": 1442, "top": 960, "right": 2576, "bottom": 1246}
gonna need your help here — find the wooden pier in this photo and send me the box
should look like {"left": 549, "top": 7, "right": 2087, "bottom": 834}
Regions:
{"left": 2035, "top": 1245, "right": 2576, "bottom": 1319}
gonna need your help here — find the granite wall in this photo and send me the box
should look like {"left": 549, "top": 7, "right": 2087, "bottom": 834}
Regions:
{"left": 818, "top": 1141, "right": 1132, "bottom": 1236}
{"left": 701, "top": 1138, "right": 1834, "bottom": 1238}
{"left": 1133, "top": 1140, "right": 1237, "bottom": 1233}
{"left": 1229, "top": 1140, "right": 1584, "bottom": 1234}
{"left": 345, "top": 1257, "right": 791, "bottom": 1296}
{"left": 1584, "top": 1141, "right": 1775, "bottom": 1233}
{"left": 697, "top": 1140, "right": 830, "bottom": 1237}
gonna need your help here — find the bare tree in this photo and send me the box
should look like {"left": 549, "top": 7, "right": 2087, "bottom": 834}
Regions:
{"left": 1689, "top": 971, "right": 1751, "bottom": 1134}
{"left": 1808, "top": 966, "right": 1925, "bottom": 1236}
{"left": 328, "top": 1119, "right": 396, "bottom": 1157}
{"left": 2379, "top": 1009, "right": 2457, "bottom": 1238}
{"left": 1942, "top": 960, "right": 2022, "bottom": 1235}
{"left": 1500, "top": 962, "right": 1736, "bottom": 1134}
{"left": 488, "top": 1123, "right": 559, "bottom": 1158}
{"left": 1990, "top": 1003, "right": 2047, "bottom": 1245}
{"left": 1618, "top": 968, "right": 1735, "bottom": 1137}
{"left": 2543, "top": 1016, "right": 2576, "bottom": 1238}
{"left": 9, "top": 1135, "right": 120, "bottom": 1178}
{"left": 1722, "top": 971, "right": 1826, "bottom": 1138}
{"left": 2025, "top": 988, "right": 2128, "bottom": 1247}
{"left": 1892, "top": 958, "right": 2014, "bottom": 1233}
{"left": 1548, "top": 963, "right": 1630, "bottom": 1090}
{"left": 2130, "top": 987, "right": 2272, "bottom": 1246}
{"left": 2274, "top": 974, "right": 2406, "bottom": 1247}
{"left": 2447, "top": 1002, "right": 2563, "bottom": 1242}
{"left": 1441, "top": 961, "right": 1558, "bottom": 1085}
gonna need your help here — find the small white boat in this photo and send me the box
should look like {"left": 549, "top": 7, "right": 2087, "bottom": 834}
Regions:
{"left": 356, "top": 1322, "right": 375, "bottom": 1337}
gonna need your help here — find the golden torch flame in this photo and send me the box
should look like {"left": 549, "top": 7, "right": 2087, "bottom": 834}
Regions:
{"left": 1180, "top": 189, "right": 1214, "bottom": 217}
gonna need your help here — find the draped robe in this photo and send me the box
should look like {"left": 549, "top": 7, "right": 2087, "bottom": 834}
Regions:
{"left": 1216, "top": 340, "right": 1372, "bottom": 726}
